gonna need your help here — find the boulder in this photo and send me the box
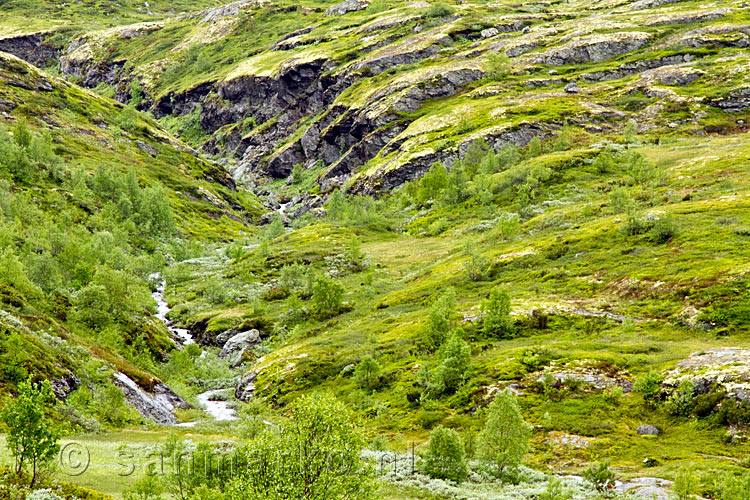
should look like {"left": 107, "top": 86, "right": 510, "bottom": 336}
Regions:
{"left": 637, "top": 425, "right": 661, "bottom": 436}
{"left": 235, "top": 371, "right": 257, "bottom": 401}
{"left": 325, "top": 0, "right": 369, "bottom": 16}
{"left": 564, "top": 81, "right": 579, "bottom": 94}
{"left": 219, "top": 329, "right": 261, "bottom": 365}
{"left": 481, "top": 28, "right": 499, "bottom": 39}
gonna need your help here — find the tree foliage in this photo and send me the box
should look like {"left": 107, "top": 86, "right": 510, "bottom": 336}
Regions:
{"left": 422, "top": 426, "right": 468, "bottom": 483}
{"left": 1, "top": 379, "right": 61, "bottom": 486}
{"left": 477, "top": 389, "right": 531, "bottom": 479}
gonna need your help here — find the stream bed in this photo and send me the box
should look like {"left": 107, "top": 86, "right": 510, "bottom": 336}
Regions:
{"left": 151, "top": 274, "right": 237, "bottom": 424}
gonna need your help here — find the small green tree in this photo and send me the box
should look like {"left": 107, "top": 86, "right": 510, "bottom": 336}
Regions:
{"left": 525, "top": 137, "right": 543, "bottom": 158}
{"left": 311, "top": 274, "right": 345, "bottom": 319}
{"left": 665, "top": 379, "right": 695, "bottom": 417}
{"left": 1, "top": 379, "right": 61, "bottom": 486}
{"left": 419, "top": 333, "right": 471, "bottom": 398}
{"left": 424, "top": 287, "right": 458, "bottom": 350}
{"left": 477, "top": 389, "right": 531, "bottom": 479}
{"left": 417, "top": 162, "right": 448, "bottom": 205}
{"left": 481, "top": 288, "right": 515, "bottom": 338}
{"left": 354, "top": 355, "right": 381, "bottom": 389}
{"left": 231, "top": 393, "right": 376, "bottom": 499}
{"left": 422, "top": 426, "right": 468, "bottom": 483}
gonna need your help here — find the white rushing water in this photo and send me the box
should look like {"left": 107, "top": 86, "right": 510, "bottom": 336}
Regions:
{"left": 150, "top": 273, "right": 237, "bottom": 424}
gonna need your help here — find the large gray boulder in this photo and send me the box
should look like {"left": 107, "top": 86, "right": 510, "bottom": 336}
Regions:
{"left": 220, "top": 329, "right": 261, "bottom": 366}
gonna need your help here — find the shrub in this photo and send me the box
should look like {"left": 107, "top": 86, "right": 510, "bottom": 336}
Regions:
{"left": 649, "top": 215, "right": 677, "bottom": 243}
{"left": 279, "top": 263, "right": 307, "bottom": 291}
{"left": 626, "top": 151, "right": 663, "bottom": 186}
{"left": 418, "top": 162, "right": 449, "bottom": 205}
{"left": 419, "top": 333, "right": 471, "bottom": 398}
{"left": 424, "top": 287, "right": 458, "bottom": 350}
{"left": 608, "top": 186, "right": 633, "bottom": 214}
{"left": 421, "top": 426, "right": 468, "bottom": 483}
{"left": 481, "top": 288, "right": 515, "bottom": 338}
{"left": 422, "top": 2, "right": 454, "bottom": 19}
{"left": 477, "top": 389, "right": 531, "bottom": 480}
{"left": 123, "top": 474, "right": 164, "bottom": 500}
{"left": 623, "top": 119, "right": 638, "bottom": 144}
{"left": 582, "top": 462, "right": 615, "bottom": 492}
{"left": 354, "top": 355, "right": 381, "bottom": 389}
{"left": 263, "top": 217, "right": 285, "bottom": 240}
{"left": 665, "top": 379, "right": 695, "bottom": 417}
{"left": 633, "top": 370, "right": 663, "bottom": 403}
{"left": 291, "top": 163, "right": 303, "bottom": 184}
{"left": 525, "top": 137, "right": 543, "bottom": 158}
{"left": 311, "top": 274, "right": 345, "bottom": 319}
{"left": 486, "top": 52, "right": 511, "bottom": 81}
{"left": 465, "top": 252, "right": 491, "bottom": 282}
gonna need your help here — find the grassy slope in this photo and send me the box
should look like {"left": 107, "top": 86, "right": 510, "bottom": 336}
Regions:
{"left": 0, "top": 50, "right": 261, "bottom": 403}
{"left": 160, "top": 131, "right": 750, "bottom": 487}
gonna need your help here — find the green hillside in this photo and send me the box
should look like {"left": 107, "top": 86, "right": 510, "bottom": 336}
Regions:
{"left": 0, "top": 0, "right": 750, "bottom": 499}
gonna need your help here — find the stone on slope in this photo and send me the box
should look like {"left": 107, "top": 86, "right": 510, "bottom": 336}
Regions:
{"left": 235, "top": 371, "right": 257, "bottom": 401}
{"left": 325, "top": 0, "right": 369, "bottom": 16}
{"left": 219, "top": 329, "right": 261, "bottom": 366}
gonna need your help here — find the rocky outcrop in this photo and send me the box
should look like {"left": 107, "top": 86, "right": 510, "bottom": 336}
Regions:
{"left": 0, "top": 52, "right": 54, "bottom": 91}
{"left": 535, "top": 32, "right": 652, "bottom": 65}
{"left": 709, "top": 86, "right": 750, "bottom": 112}
{"left": 0, "top": 33, "right": 60, "bottom": 67}
{"left": 235, "top": 371, "right": 257, "bottom": 401}
{"left": 51, "top": 372, "right": 81, "bottom": 400}
{"left": 113, "top": 372, "right": 189, "bottom": 425}
{"left": 60, "top": 57, "right": 126, "bottom": 89}
{"left": 640, "top": 65, "right": 704, "bottom": 86}
{"left": 581, "top": 53, "right": 695, "bottom": 83}
{"left": 646, "top": 9, "right": 731, "bottom": 27}
{"left": 351, "top": 122, "right": 549, "bottom": 195}
{"left": 325, "top": 0, "right": 369, "bottom": 16}
{"left": 664, "top": 348, "right": 750, "bottom": 401}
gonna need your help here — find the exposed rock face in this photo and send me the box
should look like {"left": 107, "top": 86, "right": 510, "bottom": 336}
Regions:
{"left": 664, "top": 348, "right": 750, "bottom": 400}
{"left": 535, "top": 32, "right": 652, "bottom": 65}
{"left": 640, "top": 65, "right": 704, "bottom": 86}
{"left": 646, "top": 9, "right": 731, "bottom": 27}
{"left": 0, "top": 53, "right": 54, "bottom": 91}
{"left": 51, "top": 372, "right": 81, "bottom": 400}
{"left": 710, "top": 86, "right": 750, "bottom": 112}
{"left": 113, "top": 372, "right": 189, "bottom": 425}
{"left": 235, "top": 371, "right": 257, "bottom": 401}
{"left": 0, "top": 33, "right": 60, "bottom": 67}
{"left": 325, "top": 0, "right": 369, "bottom": 16}
{"left": 582, "top": 54, "right": 695, "bottom": 83}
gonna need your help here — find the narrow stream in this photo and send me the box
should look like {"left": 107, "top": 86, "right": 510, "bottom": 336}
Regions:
{"left": 151, "top": 273, "right": 237, "bottom": 424}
